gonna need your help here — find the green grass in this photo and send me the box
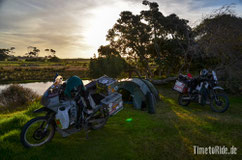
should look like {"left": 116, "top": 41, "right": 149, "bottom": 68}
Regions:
{"left": 0, "top": 87, "right": 241, "bottom": 160}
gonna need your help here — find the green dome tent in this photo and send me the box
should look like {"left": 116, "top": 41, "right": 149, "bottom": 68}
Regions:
{"left": 117, "top": 78, "right": 158, "bottom": 114}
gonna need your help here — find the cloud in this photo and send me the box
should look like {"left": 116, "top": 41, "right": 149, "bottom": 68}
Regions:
{"left": 0, "top": 0, "right": 241, "bottom": 58}
{"left": 0, "top": 0, "right": 5, "bottom": 8}
{"left": 0, "top": 0, "right": 142, "bottom": 58}
{"left": 0, "top": 0, "right": 108, "bottom": 58}
{"left": 126, "top": 0, "right": 242, "bottom": 18}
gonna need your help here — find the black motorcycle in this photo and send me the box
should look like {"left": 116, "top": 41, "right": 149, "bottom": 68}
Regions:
{"left": 173, "top": 70, "right": 229, "bottom": 113}
{"left": 20, "top": 75, "right": 123, "bottom": 148}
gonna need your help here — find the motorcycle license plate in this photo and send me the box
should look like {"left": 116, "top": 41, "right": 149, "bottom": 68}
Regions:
{"left": 173, "top": 81, "right": 185, "bottom": 93}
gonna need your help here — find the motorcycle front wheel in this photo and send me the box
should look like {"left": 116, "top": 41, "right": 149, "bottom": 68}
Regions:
{"left": 178, "top": 93, "right": 191, "bottom": 106}
{"left": 20, "top": 116, "right": 55, "bottom": 148}
{"left": 210, "top": 93, "right": 229, "bottom": 113}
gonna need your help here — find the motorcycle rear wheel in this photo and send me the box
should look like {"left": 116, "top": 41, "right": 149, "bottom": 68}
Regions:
{"left": 178, "top": 93, "right": 191, "bottom": 106}
{"left": 20, "top": 116, "right": 55, "bottom": 148}
{"left": 89, "top": 106, "right": 109, "bottom": 130}
{"left": 210, "top": 93, "right": 229, "bottom": 113}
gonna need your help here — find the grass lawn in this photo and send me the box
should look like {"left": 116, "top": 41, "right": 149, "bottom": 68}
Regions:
{"left": 0, "top": 86, "right": 241, "bottom": 160}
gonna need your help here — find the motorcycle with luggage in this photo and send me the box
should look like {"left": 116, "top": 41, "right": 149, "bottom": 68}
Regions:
{"left": 173, "top": 69, "right": 229, "bottom": 113}
{"left": 20, "top": 75, "right": 123, "bottom": 148}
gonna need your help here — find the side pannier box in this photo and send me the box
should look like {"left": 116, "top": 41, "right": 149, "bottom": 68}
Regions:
{"left": 101, "top": 92, "right": 123, "bottom": 116}
{"left": 173, "top": 80, "right": 186, "bottom": 93}
{"left": 96, "top": 75, "right": 117, "bottom": 96}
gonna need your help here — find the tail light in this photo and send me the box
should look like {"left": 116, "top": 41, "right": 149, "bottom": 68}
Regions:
{"left": 183, "top": 87, "right": 188, "bottom": 93}
{"left": 187, "top": 73, "right": 192, "bottom": 78}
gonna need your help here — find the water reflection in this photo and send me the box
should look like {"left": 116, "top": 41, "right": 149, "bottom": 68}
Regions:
{"left": 0, "top": 80, "right": 90, "bottom": 95}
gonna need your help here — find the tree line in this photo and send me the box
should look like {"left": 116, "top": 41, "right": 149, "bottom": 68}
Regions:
{"left": 0, "top": 46, "right": 60, "bottom": 62}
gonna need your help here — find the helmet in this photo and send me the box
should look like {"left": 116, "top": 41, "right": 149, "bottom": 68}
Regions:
{"left": 200, "top": 69, "right": 208, "bottom": 77}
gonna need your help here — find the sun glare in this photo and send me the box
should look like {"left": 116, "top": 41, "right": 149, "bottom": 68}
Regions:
{"left": 81, "top": 1, "right": 146, "bottom": 57}
{"left": 83, "top": 6, "right": 120, "bottom": 52}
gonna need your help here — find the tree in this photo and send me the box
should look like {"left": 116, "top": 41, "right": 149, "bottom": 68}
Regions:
{"left": 142, "top": 0, "right": 164, "bottom": 58}
{"left": 104, "top": 1, "right": 195, "bottom": 78}
{"left": 142, "top": 0, "right": 195, "bottom": 74}
{"left": 25, "top": 46, "right": 40, "bottom": 58}
{"left": 98, "top": 45, "right": 119, "bottom": 57}
{"left": 0, "top": 47, "right": 16, "bottom": 61}
{"left": 0, "top": 49, "right": 10, "bottom": 61}
{"left": 9, "top": 47, "right": 15, "bottom": 56}
{"left": 164, "top": 14, "right": 195, "bottom": 73}
{"left": 89, "top": 54, "right": 128, "bottom": 78}
{"left": 44, "top": 48, "right": 59, "bottom": 61}
{"left": 50, "top": 49, "right": 56, "bottom": 57}
{"left": 48, "top": 56, "right": 60, "bottom": 62}
{"left": 195, "top": 13, "right": 242, "bottom": 67}
{"left": 195, "top": 6, "right": 242, "bottom": 92}
{"left": 106, "top": 11, "right": 153, "bottom": 78}
{"left": 45, "top": 48, "right": 56, "bottom": 58}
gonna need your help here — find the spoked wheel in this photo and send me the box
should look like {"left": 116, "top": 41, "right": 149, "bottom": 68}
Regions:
{"left": 89, "top": 106, "right": 109, "bottom": 130}
{"left": 210, "top": 93, "right": 229, "bottom": 113}
{"left": 178, "top": 93, "right": 191, "bottom": 106}
{"left": 20, "top": 116, "right": 55, "bottom": 148}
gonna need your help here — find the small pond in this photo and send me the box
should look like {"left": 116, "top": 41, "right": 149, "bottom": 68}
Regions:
{"left": 0, "top": 80, "right": 91, "bottom": 95}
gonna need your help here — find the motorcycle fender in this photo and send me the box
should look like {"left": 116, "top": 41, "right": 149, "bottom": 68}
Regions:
{"left": 213, "top": 86, "right": 224, "bottom": 90}
{"left": 33, "top": 107, "right": 51, "bottom": 113}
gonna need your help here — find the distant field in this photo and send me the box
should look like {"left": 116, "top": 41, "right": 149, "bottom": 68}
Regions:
{"left": 0, "top": 59, "right": 90, "bottom": 83}
{"left": 0, "top": 86, "right": 241, "bottom": 160}
{"left": 0, "top": 59, "right": 90, "bottom": 66}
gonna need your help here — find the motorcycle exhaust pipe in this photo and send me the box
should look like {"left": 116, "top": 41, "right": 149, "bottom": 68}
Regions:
{"left": 182, "top": 97, "right": 191, "bottom": 100}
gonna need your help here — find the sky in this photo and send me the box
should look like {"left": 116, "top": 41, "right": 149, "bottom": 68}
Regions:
{"left": 0, "top": 0, "right": 241, "bottom": 58}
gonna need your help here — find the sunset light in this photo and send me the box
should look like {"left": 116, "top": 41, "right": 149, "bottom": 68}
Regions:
{"left": 0, "top": 1, "right": 242, "bottom": 159}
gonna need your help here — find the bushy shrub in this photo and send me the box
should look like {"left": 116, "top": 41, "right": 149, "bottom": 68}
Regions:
{"left": 7, "top": 57, "right": 19, "bottom": 61}
{"left": 48, "top": 56, "right": 61, "bottom": 62}
{"left": 0, "top": 84, "right": 39, "bottom": 110}
{"left": 25, "top": 57, "right": 43, "bottom": 62}
{"left": 89, "top": 55, "right": 128, "bottom": 78}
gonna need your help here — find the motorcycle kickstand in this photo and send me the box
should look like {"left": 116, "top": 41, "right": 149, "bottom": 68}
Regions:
{"left": 85, "top": 130, "right": 91, "bottom": 140}
{"left": 84, "top": 122, "right": 90, "bottom": 140}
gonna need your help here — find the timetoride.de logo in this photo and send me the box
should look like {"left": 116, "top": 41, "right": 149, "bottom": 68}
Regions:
{"left": 193, "top": 145, "right": 237, "bottom": 155}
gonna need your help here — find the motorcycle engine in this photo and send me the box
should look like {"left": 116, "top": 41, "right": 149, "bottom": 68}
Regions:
{"left": 67, "top": 101, "right": 77, "bottom": 125}
{"left": 69, "top": 101, "right": 77, "bottom": 125}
